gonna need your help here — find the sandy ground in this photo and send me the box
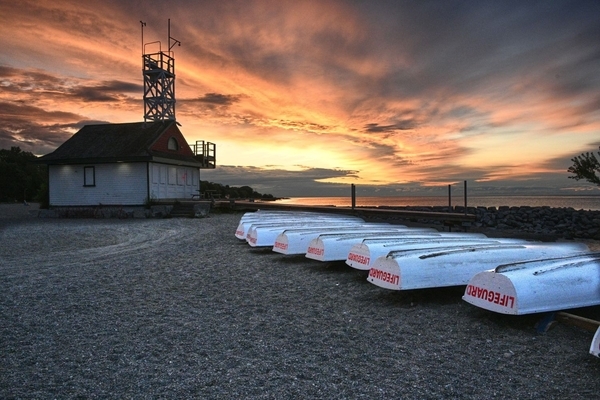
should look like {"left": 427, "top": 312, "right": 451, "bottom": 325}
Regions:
{"left": 0, "top": 202, "right": 40, "bottom": 220}
{"left": 1, "top": 206, "right": 599, "bottom": 398}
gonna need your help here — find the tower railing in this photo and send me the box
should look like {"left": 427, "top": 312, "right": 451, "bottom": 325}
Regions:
{"left": 190, "top": 141, "right": 216, "bottom": 169}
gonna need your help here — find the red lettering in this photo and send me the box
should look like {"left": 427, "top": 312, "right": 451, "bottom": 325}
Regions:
{"left": 466, "top": 284, "right": 515, "bottom": 309}
{"left": 274, "top": 242, "right": 288, "bottom": 250}
{"left": 368, "top": 268, "right": 399, "bottom": 286}
{"left": 477, "top": 287, "right": 484, "bottom": 298}
{"left": 348, "top": 252, "right": 370, "bottom": 265}
{"left": 307, "top": 246, "right": 324, "bottom": 256}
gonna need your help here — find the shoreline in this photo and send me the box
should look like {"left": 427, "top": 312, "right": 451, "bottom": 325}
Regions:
{"left": 1, "top": 203, "right": 598, "bottom": 250}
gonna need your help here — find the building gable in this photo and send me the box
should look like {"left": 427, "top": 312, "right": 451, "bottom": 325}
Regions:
{"left": 149, "top": 123, "right": 196, "bottom": 158}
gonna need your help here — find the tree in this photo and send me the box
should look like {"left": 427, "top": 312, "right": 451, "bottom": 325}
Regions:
{"left": 0, "top": 147, "right": 47, "bottom": 203}
{"left": 198, "top": 180, "right": 277, "bottom": 200}
{"left": 568, "top": 146, "right": 600, "bottom": 186}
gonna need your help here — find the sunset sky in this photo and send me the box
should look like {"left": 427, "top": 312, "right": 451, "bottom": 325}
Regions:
{"left": 1, "top": 0, "right": 599, "bottom": 197}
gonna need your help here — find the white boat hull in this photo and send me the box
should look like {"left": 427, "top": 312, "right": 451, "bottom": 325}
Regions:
{"left": 274, "top": 229, "right": 436, "bottom": 255}
{"left": 236, "top": 210, "right": 361, "bottom": 234}
{"left": 367, "top": 243, "right": 590, "bottom": 291}
{"left": 305, "top": 231, "right": 440, "bottom": 262}
{"left": 236, "top": 214, "right": 363, "bottom": 240}
{"left": 345, "top": 234, "right": 523, "bottom": 270}
{"left": 462, "top": 252, "right": 600, "bottom": 315}
{"left": 247, "top": 222, "right": 398, "bottom": 247}
{"left": 591, "top": 326, "right": 600, "bottom": 358}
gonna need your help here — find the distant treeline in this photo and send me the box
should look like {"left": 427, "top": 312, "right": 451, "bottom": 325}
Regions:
{"left": 0, "top": 147, "right": 47, "bottom": 203}
{"left": 200, "top": 180, "right": 278, "bottom": 200}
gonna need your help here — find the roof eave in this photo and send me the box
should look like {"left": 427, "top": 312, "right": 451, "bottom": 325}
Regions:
{"left": 150, "top": 156, "right": 204, "bottom": 168}
{"left": 38, "top": 156, "right": 152, "bottom": 165}
{"left": 38, "top": 155, "right": 203, "bottom": 168}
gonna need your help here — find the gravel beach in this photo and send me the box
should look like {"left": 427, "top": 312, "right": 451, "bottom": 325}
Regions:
{"left": 1, "top": 206, "right": 599, "bottom": 399}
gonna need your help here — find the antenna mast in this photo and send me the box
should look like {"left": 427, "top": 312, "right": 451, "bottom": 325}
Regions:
{"left": 169, "top": 18, "right": 181, "bottom": 51}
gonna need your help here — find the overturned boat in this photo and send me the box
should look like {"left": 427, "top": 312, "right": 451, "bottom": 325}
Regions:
{"left": 592, "top": 327, "right": 600, "bottom": 358}
{"left": 246, "top": 221, "right": 396, "bottom": 247}
{"left": 345, "top": 233, "right": 512, "bottom": 270}
{"left": 367, "top": 242, "right": 590, "bottom": 291}
{"left": 462, "top": 252, "right": 600, "bottom": 315}
{"left": 274, "top": 228, "right": 437, "bottom": 255}
{"left": 305, "top": 231, "right": 447, "bottom": 262}
{"left": 235, "top": 212, "right": 363, "bottom": 240}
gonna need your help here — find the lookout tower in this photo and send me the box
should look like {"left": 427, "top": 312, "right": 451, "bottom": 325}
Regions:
{"left": 142, "top": 19, "right": 178, "bottom": 122}
{"left": 141, "top": 20, "right": 216, "bottom": 169}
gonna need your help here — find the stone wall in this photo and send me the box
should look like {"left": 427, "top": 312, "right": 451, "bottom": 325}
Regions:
{"left": 390, "top": 205, "right": 600, "bottom": 240}
{"left": 37, "top": 205, "right": 174, "bottom": 219}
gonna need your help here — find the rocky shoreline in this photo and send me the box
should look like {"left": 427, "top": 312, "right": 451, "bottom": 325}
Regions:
{"left": 385, "top": 205, "right": 600, "bottom": 240}
{"left": 3, "top": 201, "right": 600, "bottom": 242}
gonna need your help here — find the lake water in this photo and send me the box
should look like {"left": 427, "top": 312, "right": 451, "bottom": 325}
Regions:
{"left": 274, "top": 195, "right": 600, "bottom": 211}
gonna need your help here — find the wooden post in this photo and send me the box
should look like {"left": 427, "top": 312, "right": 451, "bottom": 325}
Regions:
{"left": 447, "top": 184, "right": 452, "bottom": 232}
{"left": 351, "top": 184, "right": 356, "bottom": 209}
{"left": 464, "top": 180, "right": 467, "bottom": 215}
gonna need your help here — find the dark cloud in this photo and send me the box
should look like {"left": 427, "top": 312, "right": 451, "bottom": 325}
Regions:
{"left": 0, "top": 68, "right": 140, "bottom": 152}
{"left": 69, "top": 80, "right": 141, "bottom": 102}
{"left": 356, "top": 0, "right": 600, "bottom": 109}
{"left": 0, "top": 65, "right": 63, "bottom": 85}
{"left": 69, "top": 88, "right": 119, "bottom": 102}
{"left": 364, "top": 121, "right": 415, "bottom": 133}
{"left": 205, "top": 165, "right": 357, "bottom": 182}
{"left": 364, "top": 124, "right": 396, "bottom": 133}
{"left": 0, "top": 66, "right": 66, "bottom": 96}
{"left": 201, "top": 163, "right": 595, "bottom": 198}
{"left": 192, "top": 93, "right": 242, "bottom": 106}
{"left": 0, "top": 123, "right": 73, "bottom": 156}
{"left": 202, "top": 165, "right": 359, "bottom": 196}
{"left": 0, "top": 66, "right": 140, "bottom": 104}
{"left": 0, "top": 65, "right": 16, "bottom": 76}
{"left": 0, "top": 101, "right": 82, "bottom": 122}
{"left": 0, "top": 101, "right": 87, "bottom": 155}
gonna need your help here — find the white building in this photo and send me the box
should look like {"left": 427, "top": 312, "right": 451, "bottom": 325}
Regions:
{"left": 38, "top": 121, "right": 207, "bottom": 207}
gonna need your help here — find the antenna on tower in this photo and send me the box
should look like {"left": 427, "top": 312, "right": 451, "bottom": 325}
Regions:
{"left": 168, "top": 19, "right": 181, "bottom": 51}
{"left": 140, "top": 21, "right": 146, "bottom": 55}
